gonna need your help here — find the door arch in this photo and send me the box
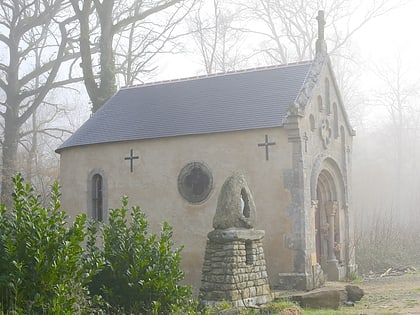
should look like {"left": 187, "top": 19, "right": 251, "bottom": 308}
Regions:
{"left": 315, "top": 169, "right": 338, "bottom": 270}
{"left": 311, "top": 156, "right": 347, "bottom": 279}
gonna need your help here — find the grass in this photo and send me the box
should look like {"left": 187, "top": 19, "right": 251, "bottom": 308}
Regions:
{"left": 304, "top": 309, "right": 355, "bottom": 315}
{"left": 257, "top": 299, "right": 302, "bottom": 314}
{"left": 205, "top": 299, "right": 363, "bottom": 315}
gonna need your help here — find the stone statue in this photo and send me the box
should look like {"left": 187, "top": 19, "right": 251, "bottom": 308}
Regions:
{"left": 200, "top": 173, "right": 270, "bottom": 307}
{"left": 212, "top": 173, "right": 256, "bottom": 230}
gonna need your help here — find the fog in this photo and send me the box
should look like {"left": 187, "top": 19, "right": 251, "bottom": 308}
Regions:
{"left": 156, "top": 1, "right": 420, "bottom": 232}
{"left": 2, "top": 0, "right": 420, "bottom": 271}
{"left": 350, "top": 1, "right": 420, "bottom": 227}
{"left": 141, "top": 0, "right": 420, "bottom": 270}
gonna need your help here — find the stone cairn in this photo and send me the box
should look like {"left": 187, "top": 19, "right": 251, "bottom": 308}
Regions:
{"left": 199, "top": 174, "right": 271, "bottom": 307}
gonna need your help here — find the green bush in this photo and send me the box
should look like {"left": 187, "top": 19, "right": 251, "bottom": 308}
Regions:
{"left": 0, "top": 176, "right": 191, "bottom": 314}
{"left": 88, "top": 196, "right": 191, "bottom": 314}
{"left": 0, "top": 174, "right": 97, "bottom": 314}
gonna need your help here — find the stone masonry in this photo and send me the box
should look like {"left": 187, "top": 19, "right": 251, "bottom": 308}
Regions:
{"left": 199, "top": 174, "right": 271, "bottom": 307}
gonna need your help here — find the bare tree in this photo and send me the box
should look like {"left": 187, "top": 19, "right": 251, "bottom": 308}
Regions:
{"left": 115, "top": 6, "right": 193, "bottom": 86}
{"left": 17, "top": 48, "right": 73, "bottom": 199}
{"left": 369, "top": 58, "right": 420, "bottom": 210}
{"left": 0, "top": 0, "right": 79, "bottom": 205}
{"left": 70, "top": 0, "right": 196, "bottom": 112}
{"left": 240, "top": 0, "right": 406, "bottom": 64}
{"left": 188, "top": 0, "right": 250, "bottom": 74}
{"left": 19, "top": 100, "right": 74, "bottom": 198}
{"left": 351, "top": 60, "right": 420, "bottom": 270}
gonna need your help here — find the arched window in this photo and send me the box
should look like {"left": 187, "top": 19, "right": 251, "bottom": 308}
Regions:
{"left": 333, "top": 102, "right": 339, "bottom": 138}
{"left": 325, "top": 78, "right": 331, "bottom": 114}
{"left": 318, "top": 95, "right": 323, "bottom": 112}
{"left": 91, "top": 173, "right": 103, "bottom": 221}
{"left": 341, "top": 126, "right": 346, "bottom": 163}
{"left": 310, "top": 114, "right": 316, "bottom": 131}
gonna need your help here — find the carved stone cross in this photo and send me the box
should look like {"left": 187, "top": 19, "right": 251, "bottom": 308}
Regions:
{"left": 316, "top": 10, "right": 325, "bottom": 40}
{"left": 316, "top": 10, "right": 327, "bottom": 54}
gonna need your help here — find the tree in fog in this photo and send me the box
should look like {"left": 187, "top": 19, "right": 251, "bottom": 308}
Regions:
{"left": 70, "top": 0, "right": 196, "bottom": 112}
{"left": 352, "top": 58, "right": 420, "bottom": 270}
{"left": 187, "top": 0, "right": 250, "bottom": 74}
{"left": 186, "top": 0, "right": 406, "bottom": 113}
{"left": 241, "top": 0, "right": 406, "bottom": 64}
{"left": 20, "top": 103, "right": 74, "bottom": 200}
{"left": 370, "top": 58, "right": 420, "bottom": 210}
{"left": 0, "top": 0, "right": 79, "bottom": 205}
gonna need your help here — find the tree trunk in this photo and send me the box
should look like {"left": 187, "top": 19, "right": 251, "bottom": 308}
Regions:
{"left": 95, "top": 1, "right": 117, "bottom": 112}
{"left": 1, "top": 113, "right": 19, "bottom": 207}
{"left": 2, "top": 27, "right": 20, "bottom": 207}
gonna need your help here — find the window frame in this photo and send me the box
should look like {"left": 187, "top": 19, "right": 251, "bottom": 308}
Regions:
{"left": 87, "top": 169, "right": 108, "bottom": 222}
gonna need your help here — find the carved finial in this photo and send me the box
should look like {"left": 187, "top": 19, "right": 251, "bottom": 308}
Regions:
{"left": 316, "top": 10, "right": 327, "bottom": 54}
{"left": 317, "top": 10, "right": 325, "bottom": 40}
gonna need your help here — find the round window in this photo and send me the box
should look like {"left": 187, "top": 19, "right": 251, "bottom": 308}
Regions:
{"left": 178, "top": 162, "right": 213, "bottom": 203}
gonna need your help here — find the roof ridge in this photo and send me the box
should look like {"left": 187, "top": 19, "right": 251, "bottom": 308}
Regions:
{"left": 122, "top": 60, "right": 313, "bottom": 89}
{"left": 57, "top": 61, "right": 313, "bottom": 152}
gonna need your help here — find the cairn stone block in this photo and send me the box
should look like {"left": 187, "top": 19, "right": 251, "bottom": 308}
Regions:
{"left": 292, "top": 289, "right": 341, "bottom": 310}
{"left": 345, "top": 285, "right": 364, "bottom": 302}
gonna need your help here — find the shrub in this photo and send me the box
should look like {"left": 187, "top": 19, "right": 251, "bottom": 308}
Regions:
{"left": 88, "top": 196, "right": 191, "bottom": 314}
{"left": 0, "top": 176, "right": 191, "bottom": 314}
{"left": 0, "top": 174, "right": 97, "bottom": 314}
{"left": 355, "top": 211, "right": 420, "bottom": 274}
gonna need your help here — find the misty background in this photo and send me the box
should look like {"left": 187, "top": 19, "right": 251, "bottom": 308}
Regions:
{"left": 1, "top": 0, "right": 419, "bottom": 273}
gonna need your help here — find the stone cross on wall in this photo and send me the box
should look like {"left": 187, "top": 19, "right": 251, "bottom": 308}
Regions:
{"left": 257, "top": 135, "right": 276, "bottom": 161}
{"left": 124, "top": 149, "right": 139, "bottom": 173}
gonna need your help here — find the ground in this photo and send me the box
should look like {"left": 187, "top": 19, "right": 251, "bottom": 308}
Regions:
{"left": 351, "top": 270, "right": 420, "bottom": 315}
{"left": 272, "top": 268, "right": 420, "bottom": 314}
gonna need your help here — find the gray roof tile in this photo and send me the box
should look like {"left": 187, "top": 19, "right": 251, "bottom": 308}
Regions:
{"left": 57, "top": 62, "right": 312, "bottom": 152}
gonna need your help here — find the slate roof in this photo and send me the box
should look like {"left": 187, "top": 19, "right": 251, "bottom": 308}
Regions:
{"left": 57, "top": 62, "right": 313, "bottom": 152}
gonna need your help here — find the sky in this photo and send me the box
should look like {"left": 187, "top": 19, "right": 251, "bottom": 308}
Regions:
{"left": 154, "top": 0, "right": 420, "bottom": 88}
{"left": 355, "top": 1, "right": 420, "bottom": 66}
{"left": 75, "top": 0, "right": 420, "bottom": 128}
{"left": 349, "top": 0, "right": 420, "bottom": 126}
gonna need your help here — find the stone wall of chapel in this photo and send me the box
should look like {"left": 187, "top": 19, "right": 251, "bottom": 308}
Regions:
{"left": 301, "top": 64, "right": 354, "bottom": 272}
{"left": 59, "top": 127, "right": 296, "bottom": 292}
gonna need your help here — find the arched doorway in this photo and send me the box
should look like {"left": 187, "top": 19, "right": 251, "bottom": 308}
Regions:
{"left": 311, "top": 157, "right": 347, "bottom": 281}
{"left": 315, "top": 169, "right": 338, "bottom": 270}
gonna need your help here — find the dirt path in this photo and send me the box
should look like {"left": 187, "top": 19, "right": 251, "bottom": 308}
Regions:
{"left": 349, "top": 271, "right": 420, "bottom": 314}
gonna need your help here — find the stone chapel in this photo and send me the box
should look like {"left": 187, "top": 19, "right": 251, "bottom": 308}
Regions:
{"left": 56, "top": 11, "right": 357, "bottom": 292}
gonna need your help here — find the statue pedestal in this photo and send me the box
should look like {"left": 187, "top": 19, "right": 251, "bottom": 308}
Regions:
{"left": 200, "top": 228, "right": 271, "bottom": 307}
{"left": 327, "top": 259, "right": 346, "bottom": 281}
{"left": 200, "top": 174, "right": 271, "bottom": 307}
